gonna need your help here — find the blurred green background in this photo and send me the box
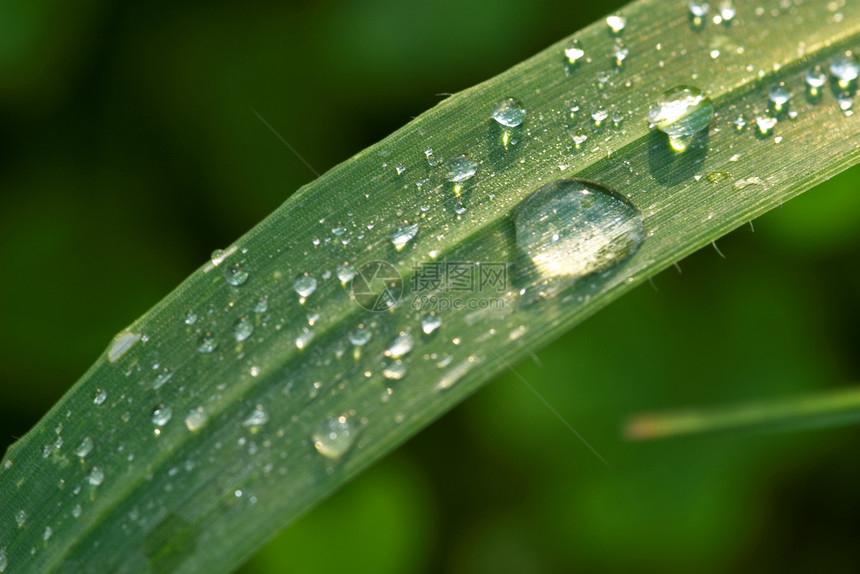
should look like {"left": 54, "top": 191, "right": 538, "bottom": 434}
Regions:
{"left": 2, "top": 1, "right": 860, "bottom": 572}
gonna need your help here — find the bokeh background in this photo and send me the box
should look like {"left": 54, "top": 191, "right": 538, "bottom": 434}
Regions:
{"left": 2, "top": 1, "right": 860, "bottom": 572}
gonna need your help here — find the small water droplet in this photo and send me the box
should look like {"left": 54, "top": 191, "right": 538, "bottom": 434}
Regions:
{"left": 513, "top": 179, "right": 645, "bottom": 280}
{"left": 312, "top": 414, "right": 357, "bottom": 460}
{"left": 689, "top": 0, "right": 709, "bottom": 24}
{"left": 564, "top": 39, "right": 585, "bottom": 65}
{"left": 197, "top": 333, "right": 218, "bottom": 354}
{"left": 233, "top": 316, "right": 255, "bottom": 342}
{"left": 108, "top": 331, "right": 141, "bottom": 363}
{"left": 648, "top": 85, "right": 714, "bottom": 151}
{"left": 384, "top": 331, "right": 414, "bottom": 358}
{"left": 183, "top": 310, "right": 198, "bottom": 325}
{"left": 606, "top": 15, "right": 626, "bottom": 34}
{"left": 43, "top": 526, "right": 52, "bottom": 541}
{"left": 732, "top": 114, "right": 747, "bottom": 131}
{"left": 0, "top": 547, "right": 7, "bottom": 573}
{"left": 391, "top": 223, "right": 419, "bottom": 250}
{"left": 87, "top": 466, "right": 105, "bottom": 486}
{"left": 185, "top": 407, "right": 208, "bottom": 432}
{"left": 424, "top": 147, "right": 438, "bottom": 166}
{"left": 395, "top": 164, "right": 406, "bottom": 175}
{"left": 72, "top": 504, "right": 82, "bottom": 518}
{"left": 74, "top": 436, "right": 94, "bottom": 458}
{"left": 242, "top": 405, "right": 269, "bottom": 429}
{"left": 569, "top": 130, "right": 588, "bottom": 149}
{"left": 612, "top": 41, "right": 629, "bottom": 67}
{"left": 336, "top": 262, "right": 356, "bottom": 284}
{"left": 224, "top": 261, "right": 249, "bottom": 286}
{"left": 768, "top": 81, "right": 791, "bottom": 111}
{"left": 152, "top": 404, "right": 173, "bottom": 429}
{"left": 253, "top": 296, "right": 269, "bottom": 313}
{"left": 831, "top": 51, "right": 859, "bottom": 89}
{"left": 295, "top": 328, "right": 315, "bottom": 350}
{"left": 293, "top": 273, "right": 318, "bottom": 300}
{"left": 15, "top": 510, "right": 25, "bottom": 528}
{"left": 349, "top": 325, "right": 373, "bottom": 346}
{"left": 445, "top": 154, "right": 478, "bottom": 183}
{"left": 717, "top": 0, "right": 736, "bottom": 22}
{"left": 421, "top": 314, "right": 442, "bottom": 334}
{"left": 805, "top": 65, "right": 827, "bottom": 97}
{"left": 490, "top": 97, "right": 526, "bottom": 128}
{"left": 382, "top": 361, "right": 407, "bottom": 380}
{"left": 837, "top": 92, "right": 854, "bottom": 115}
{"left": 93, "top": 388, "right": 107, "bottom": 406}
{"left": 755, "top": 115, "right": 778, "bottom": 135}
{"left": 210, "top": 248, "right": 232, "bottom": 267}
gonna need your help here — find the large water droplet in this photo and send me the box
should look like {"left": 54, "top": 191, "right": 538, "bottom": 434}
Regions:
{"left": 382, "top": 361, "right": 407, "bottom": 380}
{"left": 490, "top": 97, "right": 526, "bottom": 128}
{"left": 312, "top": 415, "right": 357, "bottom": 460}
{"left": 513, "top": 179, "right": 645, "bottom": 280}
{"left": 233, "top": 316, "right": 255, "bottom": 342}
{"left": 606, "top": 15, "right": 626, "bottom": 34}
{"left": 768, "top": 81, "right": 791, "bottom": 111}
{"left": 805, "top": 65, "right": 827, "bottom": 96}
{"left": 648, "top": 85, "right": 714, "bottom": 151}
{"left": 445, "top": 155, "right": 477, "bottom": 183}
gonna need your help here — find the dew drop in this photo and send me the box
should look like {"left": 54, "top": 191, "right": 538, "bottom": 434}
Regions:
{"left": 689, "top": 0, "right": 709, "bottom": 18}
{"left": 564, "top": 39, "right": 585, "bottom": 65}
{"left": 108, "top": 331, "right": 141, "bottom": 363}
{"left": 445, "top": 154, "right": 478, "bottom": 183}
{"left": 152, "top": 404, "right": 173, "bottom": 428}
{"left": 837, "top": 92, "right": 854, "bottom": 115}
{"left": 312, "top": 414, "right": 357, "bottom": 460}
{"left": 74, "top": 436, "right": 94, "bottom": 458}
{"left": 490, "top": 97, "right": 526, "bottom": 128}
{"left": 242, "top": 404, "right": 269, "bottom": 429}
{"left": 768, "top": 81, "right": 791, "bottom": 111}
{"left": 224, "top": 261, "right": 249, "bottom": 286}
{"left": 197, "top": 333, "right": 218, "bottom": 354}
{"left": 384, "top": 331, "right": 415, "bottom": 359}
{"left": 391, "top": 223, "right": 419, "bottom": 250}
{"left": 185, "top": 407, "right": 208, "bottom": 432}
{"left": 569, "top": 130, "right": 588, "bottom": 149}
{"left": 755, "top": 115, "right": 778, "bottom": 135}
{"left": 606, "top": 15, "right": 626, "bottom": 34}
{"left": 253, "top": 296, "right": 269, "bottom": 313}
{"left": 805, "top": 65, "right": 827, "bottom": 96}
{"left": 349, "top": 325, "right": 373, "bottom": 346}
{"left": 43, "top": 526, "right": 52, "bottom": 541}
{"left": 93, "top": 388, "right": 107, "bottom": 406}
{"left": 210, "top": 248, "right": 232, "bottom": 267}
{"left": 72, "top": 504, "right": 82, "bottom": 518}
{"left": 293, "top": 273, "right": 318, "bottom": 298}
{"left": 15, "top": 510, "right": 25, "bottom": 528}
{"left": 233, "top": 316, "right": 255, "bottom": 342}
{"left": 421, "top": 314, "right": 442, "bottom": 334}
{"left": 0, "top": 547, "right": 6, "bottom": 573}
{"left": 336, "top": 262, "right": 356, "bottom": 284}
{"left": 513, "top": 179, "right": 645, "bottom": 280}
{"left": 831, "top": 51, "right": 859, "bottom": 89}
{"left": 382, "top": 361, "right": 407, "bottom": 380}
{"left": 183, "top": 310, "right": 198, "bottom": 325}
{"left": 87, "top": 466, "right": 105, "bottom": 486}
{"left": 648, "top": 86, "right": 714, "bottom": 151}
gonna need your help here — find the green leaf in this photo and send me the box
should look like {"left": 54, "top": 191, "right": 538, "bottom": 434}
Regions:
{"left": 2, "top": 1, "right": 860, "bottom": 572}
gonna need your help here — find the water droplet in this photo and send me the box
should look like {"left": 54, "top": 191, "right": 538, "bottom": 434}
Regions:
{"left": 805, "top": 65, "right": 827, "bottom": 96}
{"left": 108, "top": 331, "right": 141, "bottom": 363}
{"left": 768, "top": 81, "right": 792, "bottom": 111}
{"left": 349, "top": 325, "right": 373, "bottom": 346}
{"left": 15, "top": 510, "right": 25, "bottom": 528}
{"left": 606, "top": 15, "right": 626, "bottom": 34}
{"left": 0, "top": 547, "right": 6, "bottom": 573}
{"left": 224, "top": 261, "right": 249, "bottom": 286}
{"left": 490, "top": 97, "right": 526, "bottom": 128}
{"left": 569, "top": 130, "right": 588, "bottom": 149}
{"left": 732, "top": 114, "right": 747, "bottom": 131}
{"left": 755, "top": 115, "right": 778, "bottom": 135}
{"left": 689, "top": 0, "right": 709, "bottom": 18}
{"left": 253, "top": 296, "right": 269, "bottom": 313}
{"left": 717, "top": 0, "right": 735, "bottom": 22}
{"left": 43, "top": 526, "right": 52, "bottom": 541}
{"left": 312, "top": 415, "right": 357, "bottom": 460}
{"left": 648, "top": 86, "right": 714, "bottom": 151}
{"left": 72, "top": 504, "right": 82, "bottom": 518}
{"left": 293, "top": 273, "right": 318, "bottom": 299}
{"left": 384, "top": 331, "right": 414, "bottom": 359}
{"left": 336, "top": 262, "right": 356, "bottom": 284}
{"left": 382, "top": 361, "right": 407, "bottom": 380}
{"left": 831, "top": 51, "right": 859, "bottom": 89}
{"left": 185, "top": 407, "right": 208, "bottom": 432}
{"left": 152, "top": 404, "right": 173, "bottom": 429}
{"left": 837, "top": 92, "right": 854, "bottom": 115}
{"left": 564, "top": 39, "right": 585, "bottom": 64}
{"left": 612, "top": 41, "right": 629, "bottom": 67}
{"left": 395, "top": 164, "right": 406, "bottom": 175}
{"left": 87, "top": 466, "right": 105, "bottom": 486}
{"left": 591, "top": 107, "right": 609, "bottom": 127}
{"left": 445, "top": 154, "right": 478, "bottom": 183}
{"left": 183, "top": 310, "right": 198, "bottom": 325}
{"left": 210, "top": 248, "right": 232, "bottom": 267}
{"left": 513, "top": 179, "right": 645, "bottom": 279}
{"left": 424, "top": 147, "right": 438, "bottom": 166}
{"left": 421, "top": 314, "right": 442, "bottom": 334}
{"left": 243, "top": 405, "right": 269, "bottom": 429}
{"left": 74, "top": 436, "right": 94, "bottom": 458}
{"left": 295, "top": 328, "right": 315, "bottom": 350}
{"left": 197, "top": 333, "right": 218, "bottom": 354}
{"left": 93, "top": 388, "right": 107, "bottom": 405}
{"left": 233, "top": 316, "right": 255, "bottom": 342}
{"left": 391, "top": 223, "right": 419, "bottom": 250}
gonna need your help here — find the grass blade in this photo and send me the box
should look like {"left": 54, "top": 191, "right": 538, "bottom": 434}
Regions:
{"left": 2, "top": 1, "right": 860, "bottom": 572}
